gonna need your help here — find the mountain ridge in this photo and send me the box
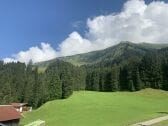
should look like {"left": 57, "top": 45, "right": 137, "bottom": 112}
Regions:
{"left": 35, "top": 41, "right": 168, "bottom": 71}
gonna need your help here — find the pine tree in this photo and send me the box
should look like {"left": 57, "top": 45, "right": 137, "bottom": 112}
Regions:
{"left": 111, "top": 66, "right": 119, "bottom": 91}
{"left": 99, "top": 72, "right": 104, "bottom": 91}
{"left": 61, "top": 73, "right": 73, "bottom": 99}
{"left": 134, "top": 69, "right": 143, "bottom": 91}
{"left": 91, "top": 71, "right": 99, "bottom": 91}
{"left": 1, "top": 82, "right": 12, "bottom": 104}
{"left": 85, "top": 73, "right": 92, "bottom": 90}
{"left": 104, "top": 72, "right": 112, "bottom": 91}
{"left": 49, "top": 74, "right": 62, "bottom": 100}
{"left": 119, "top": 67, "right": 129, "bottom": 90}
{"left": 32, "top": 67, "right": 41, "bottom": 108}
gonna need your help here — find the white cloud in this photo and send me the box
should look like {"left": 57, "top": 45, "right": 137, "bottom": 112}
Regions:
{"left": 16, "top": 43, "right": 57, "bottom": 63}
{"left": 58, "top": 32, "right": 93, "bottom": 56}
{"left": 86, "top": 0, "right": 167, "bottom": 45}
{"left": 3, "top": 58, "right": 17, "bottom": 64}
{"left": 4, "top": 43, "right": 57, "bottom": 64}
{"left": 4, "top": 0, "right": 168, "bottom": 63}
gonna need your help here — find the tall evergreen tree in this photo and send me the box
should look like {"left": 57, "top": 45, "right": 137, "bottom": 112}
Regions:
{"left": 48, "top": 74, "right": 62, "bottom": 100}
{"left": 61, "top": 73, "right": 73, "bottom": 99}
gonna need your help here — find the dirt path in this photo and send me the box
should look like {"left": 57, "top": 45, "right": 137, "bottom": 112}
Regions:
{"left": 131, "top": 115, "right": 168, "bottom": 126}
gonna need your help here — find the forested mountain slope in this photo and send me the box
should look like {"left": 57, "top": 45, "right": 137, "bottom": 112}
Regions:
{"left": 1, "top": 42, "right": 168, "bottom": 108}
{"left": 35, "top": 42, "right": 168, "bottom": 68}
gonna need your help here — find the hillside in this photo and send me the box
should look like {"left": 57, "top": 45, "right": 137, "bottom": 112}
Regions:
{"left": 20, "top": 89, "right": 168, "bottom": 126}
{"left": 35, "top": 42, "right": 168, "bottom": 70}
{"left": 2, "top": 42, "right": 168, "bottom": 108}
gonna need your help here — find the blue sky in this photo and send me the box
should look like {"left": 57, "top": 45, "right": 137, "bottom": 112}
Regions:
{"left": 1, "top": 0, "right": 168, "bottom": 63}
{"left": 0, "top": 0, "right": 126, "bottom": 59}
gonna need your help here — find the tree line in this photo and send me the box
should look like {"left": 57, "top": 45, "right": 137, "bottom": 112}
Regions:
{"left": 0, "top": 48, "right": 168, "bottom": 108}
{"left": 85, "top": 49, "right": 168, "bottom": 92}
{"left": 0, "top": 60, "right": 85, "bottom": 108}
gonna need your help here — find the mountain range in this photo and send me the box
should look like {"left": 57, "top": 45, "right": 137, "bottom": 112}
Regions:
{"left": 35, "top": 41, "right": 168, "bottom": 71}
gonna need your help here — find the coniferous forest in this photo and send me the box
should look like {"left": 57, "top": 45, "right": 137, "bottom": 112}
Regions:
{"left": 1, "top": 42, "right": 168, "bottom": 108}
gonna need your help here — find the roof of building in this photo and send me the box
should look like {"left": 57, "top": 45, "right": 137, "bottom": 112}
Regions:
{"left": 0, "top": 105, "right": 21, "bottom": 121}
{"left": 11, "top": 103, "right": 28, "bottom": 107}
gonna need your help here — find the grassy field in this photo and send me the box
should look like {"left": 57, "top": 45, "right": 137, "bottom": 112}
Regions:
{"left": 20, "top": 89, "right": 168, "bottom": 126}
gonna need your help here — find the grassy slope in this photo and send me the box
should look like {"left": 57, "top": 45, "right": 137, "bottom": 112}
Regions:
{"left": 20, "top": 89, "right": 168, "bottom": 126}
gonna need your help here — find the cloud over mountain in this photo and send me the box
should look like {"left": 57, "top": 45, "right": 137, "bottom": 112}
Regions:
{"left": 4, "top": 0, "right": 168, "bottom": 63}
{"left": 4, "top": 43, "right": 57, "bottom": 63}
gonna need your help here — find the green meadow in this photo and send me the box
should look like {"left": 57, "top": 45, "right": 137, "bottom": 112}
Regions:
{"left": 20, "top": 89, "right": 168, "bottom": 126}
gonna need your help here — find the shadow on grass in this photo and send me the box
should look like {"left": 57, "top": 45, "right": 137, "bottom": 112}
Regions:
{"left": 157, "top": 112, "right": 168, "bottom": 114}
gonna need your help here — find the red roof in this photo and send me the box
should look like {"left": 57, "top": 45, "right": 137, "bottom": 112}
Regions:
{"left": 11, "top": 103, "right": 27, "bottom": 107}
{"left": 0, "top": 106, "right": 21, "bottom": 121}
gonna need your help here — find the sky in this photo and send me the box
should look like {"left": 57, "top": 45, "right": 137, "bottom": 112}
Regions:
{"left": 1, "top": 0, "right": 168, "bottom": 63}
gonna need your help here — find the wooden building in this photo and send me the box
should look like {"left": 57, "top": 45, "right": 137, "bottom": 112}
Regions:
{"left": 0, "top": 105, "right": 21, "bottom": 126}
{"left": 10, "top": 103, "right": 32, "bottom": 113}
